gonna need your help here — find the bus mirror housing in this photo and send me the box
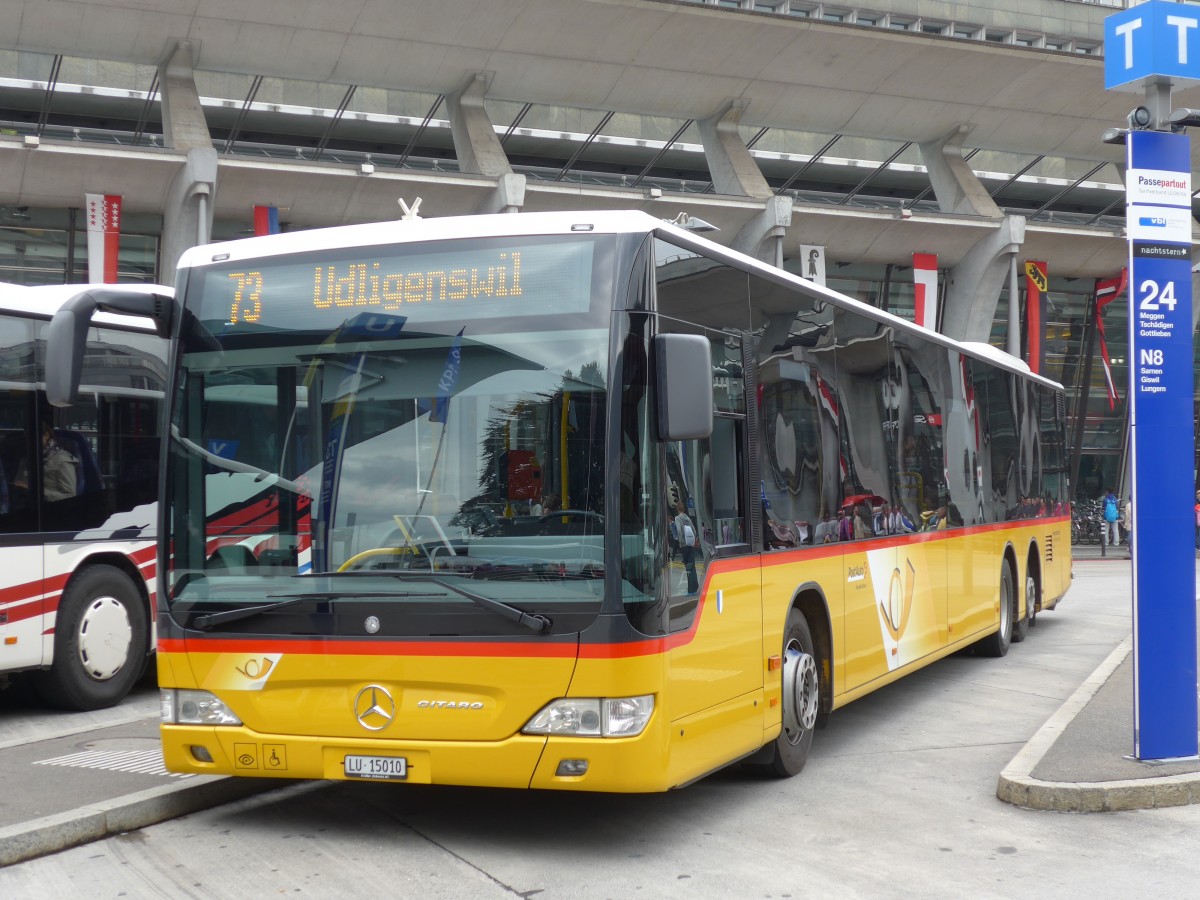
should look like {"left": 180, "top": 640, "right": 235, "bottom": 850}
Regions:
{"left": 654, "top": 333, "right": 713, "bottom": 441}
{"left": 46, "top": 288, "right": 175, "bottom": 407}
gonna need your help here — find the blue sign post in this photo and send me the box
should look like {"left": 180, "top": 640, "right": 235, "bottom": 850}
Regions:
{"left": 1106, "top": 1, "right": 1199, "bottom": 761}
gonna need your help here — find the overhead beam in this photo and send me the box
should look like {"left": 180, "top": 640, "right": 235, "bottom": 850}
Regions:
{"left": 697, "top": 100, "right": 772, "bottom": 200}
{"left": 918, "top": 126, "right": 1002, "bottom": 219}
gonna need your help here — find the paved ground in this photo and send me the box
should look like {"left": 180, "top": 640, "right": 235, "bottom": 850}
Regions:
{"left": 0, "top": 685, "right": 275, "bottom": 866}
{"left": 996, "top": 543, "right": 1200, "bottom": 811}
{"left": 0, "top": 541, "right": 1196, "bottom": 867}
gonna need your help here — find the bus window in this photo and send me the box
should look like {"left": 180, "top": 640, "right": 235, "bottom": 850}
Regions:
{"left": 832, "top": 316, "right": 894, "bottom": 539}
{"left": 750, "top": 265, "right": 837, "bottom": 544}
{"left": 40, "top": 327, "right": 166, "bottom": 534}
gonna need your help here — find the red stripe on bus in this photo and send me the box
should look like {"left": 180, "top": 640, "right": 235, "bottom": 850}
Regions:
{"left": 158, "top": 637, "right": 579, "bottom": 657}
{"left": 156, "top": 516, "right": 1068, "bottom": 659}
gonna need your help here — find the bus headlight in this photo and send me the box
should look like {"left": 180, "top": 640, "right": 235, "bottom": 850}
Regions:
{"left": 522, "top": 695, "right": 654, "bottom": 737}
{"left": 161, "top": 689, "right": 242, "bottom": 726}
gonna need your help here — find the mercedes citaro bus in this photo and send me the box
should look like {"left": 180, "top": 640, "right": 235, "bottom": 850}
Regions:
{"left": 45, "top": 211, "right": 1070, "bottom": 790}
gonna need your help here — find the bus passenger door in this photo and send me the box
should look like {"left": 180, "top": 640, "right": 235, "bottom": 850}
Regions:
{"left": 663, "top": 333, "right": 761, "bottom": 720}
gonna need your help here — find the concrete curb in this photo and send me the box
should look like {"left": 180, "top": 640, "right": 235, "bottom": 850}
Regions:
{"left": 997, "top": 638, "right": 1200, "bottom": 812}
{"left": 0, "top": 776, "right": 280, "bottom": 867}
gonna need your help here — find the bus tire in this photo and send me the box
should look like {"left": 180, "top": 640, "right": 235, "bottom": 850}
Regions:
{"left": 978, "top": 562, "right": 1015, "bottom": 658}
{"left": 755, "top": 610, "right": 820, "bottom": 778}
{"left": 1024, "top": 570, "right": 1038, "bottom": 630}
{"left": 35, "top": 565, "right": 149, "bottom": 711}
{"left": 1011, "top": 566, "right": 1031, "bottom": 644}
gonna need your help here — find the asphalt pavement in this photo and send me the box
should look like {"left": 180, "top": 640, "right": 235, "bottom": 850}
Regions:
{"left": 0, "top": 541, "right": 1197, "bottom": 867}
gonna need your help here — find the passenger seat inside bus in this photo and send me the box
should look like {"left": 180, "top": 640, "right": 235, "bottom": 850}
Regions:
{"left": 53, "top": 429, "right": 103, "bottom": 495}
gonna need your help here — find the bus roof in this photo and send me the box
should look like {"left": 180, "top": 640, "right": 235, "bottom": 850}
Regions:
{"left": 175, "top": 209, "right": 1060, "bottom": 391}
{"left": 0, "top": 282, "right": 170, "bottom": 332}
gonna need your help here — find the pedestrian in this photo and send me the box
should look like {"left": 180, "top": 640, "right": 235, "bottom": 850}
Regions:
{"left": 673, "top": 496, "right": 699, "bottom": 595}
{"left": 837, "top": 509, "right": 852, "bottom": 542}
{"left": 1102, "top": 486, "right": 1120, "bottom": 547}
{"left": 814, "top": 512, "right": 836, "bottom": 544}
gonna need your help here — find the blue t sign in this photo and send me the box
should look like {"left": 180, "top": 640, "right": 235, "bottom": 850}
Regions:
{"left": 1125, "top": 129, "right": 1198, "bottom": 761}
{"left": 1106, "top": 0, "right": 1200, "bottom": 91}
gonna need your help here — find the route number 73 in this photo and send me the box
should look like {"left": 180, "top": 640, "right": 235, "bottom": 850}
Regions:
{"left": 1139, "top": 279, "right": 1178, "bottom": 312}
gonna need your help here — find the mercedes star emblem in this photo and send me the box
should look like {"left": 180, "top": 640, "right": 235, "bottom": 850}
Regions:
{"left": 354, "top": 684, "right": 395, "bottom": 731}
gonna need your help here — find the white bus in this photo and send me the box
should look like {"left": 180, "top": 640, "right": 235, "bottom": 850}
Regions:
{"left": 0, "top": 283, "right": 171, "bottom": 709}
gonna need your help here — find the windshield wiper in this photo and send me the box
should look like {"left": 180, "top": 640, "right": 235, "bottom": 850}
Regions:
{"left": 189, "top": 591, "right": 434, "bottom": 631}
{"left": 303, "top": 571, "right": 553, "bottom": 634}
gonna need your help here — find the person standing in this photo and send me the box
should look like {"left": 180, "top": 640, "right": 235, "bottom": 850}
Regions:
{"left": 1102, "top": 487, "right": 1120, "bottom": 547}
{"left": 673, "top": 498, "right": 699, "bottom": 595}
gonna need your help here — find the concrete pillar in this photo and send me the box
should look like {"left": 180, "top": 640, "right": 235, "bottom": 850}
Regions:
{"left": 158, "top": 41, "right": 216, "bottom": 283}
{"left": 446, "top": 73, "right": 512, "bottom": 178}
{"left": 161, "top": 148, "right": 218, "bottom": 285}
{"left": 698, "top": 100, "right": 772, "bottom": 200}
{"left": 476, "top": 173, "right": 527, "bottom": 214}
{"left": 940, "top": 216, "right": 1026, "bottom": 344}
{"left": 918, "top": 126, "right": 1002, "bottom": 219}
{"left": 731, "top": 195, "right": 793, "bottom": 265}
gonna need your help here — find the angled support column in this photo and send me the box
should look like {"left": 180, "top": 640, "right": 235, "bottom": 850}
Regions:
{"left": 158, "top": 41, "right": 216, "bottom": 282}
{"left": 447, "top": 72, "right": 512, "bottom": 178}
{"left": 159, "top": 41, "right": 210, "bottom": 152}
{"left": 918, "top": 125, "right": 1002, "bottom": 218}
{"left": 941, "top": 216, "right": 1026, "bottom": 344}
{"left": 731, "top": 195, "right": 794, "bottom": 266}
{"left": 698, "top": 100, "right": 772, "bottom": 199}
{"left": 476, "top": 172, "right": 527, "bottom": 214}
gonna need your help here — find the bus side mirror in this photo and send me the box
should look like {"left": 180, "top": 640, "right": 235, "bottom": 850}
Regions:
{"left": 46, "top": 288, "right": 174, "bottom": 407}
{"left": 654, "top": 333, "right": 713, "bottom": 441}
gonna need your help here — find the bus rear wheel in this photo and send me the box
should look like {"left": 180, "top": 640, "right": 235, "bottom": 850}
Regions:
{"left": 36, "top": 565, "right": 149, "bottom": 711}
{"left": 978, "top": 562, "right": 1015, "bottom": 658}
{"left": 754, "top": 610, "right": 820, "bottom": 778}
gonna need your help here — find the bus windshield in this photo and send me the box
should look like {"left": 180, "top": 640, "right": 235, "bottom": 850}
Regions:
{"left": 165, "top": 234, "right": 615, "bottom": 637}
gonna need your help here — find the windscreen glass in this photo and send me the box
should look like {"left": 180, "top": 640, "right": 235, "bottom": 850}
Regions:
{"left": 166, "top": 234, "right": 616, "bottom": 637}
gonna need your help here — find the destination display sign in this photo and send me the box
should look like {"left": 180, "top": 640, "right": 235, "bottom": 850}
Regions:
{"left": 1124, "top": 126, "right": 1198, "bottom": 760}
{"left": 196, "top": 237, "right": 596, "bottom": 330}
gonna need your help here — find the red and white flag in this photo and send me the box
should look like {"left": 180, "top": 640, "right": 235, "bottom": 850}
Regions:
{"left": 912, "top": 253, "right": 938, "bottom": 330}
{"left": 1094, "top": 269, "right": 1128, "bottom": 412}
{"left": 85, "top": 193, "right": 122, "bottom": 283}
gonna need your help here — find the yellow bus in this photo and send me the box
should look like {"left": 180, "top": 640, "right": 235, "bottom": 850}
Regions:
{"left": 46, "top": 210, "right": 1070, "bottom": 791}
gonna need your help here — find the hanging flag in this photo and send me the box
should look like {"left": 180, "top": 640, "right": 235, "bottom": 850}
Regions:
{"left": 253, "top": 205, "right": 281, "bottom": 236}
{"left": 1023, "top": 260, "right": 1048, "bottom": 375}
{"left": 912, "top": 253, "right": 938, "bottom": 330}
{"left": 429, "top": 328, "right": 465, "bottom": 424}
{"left": 85, "top": 193, "right": 122, "bottom": 283}
{"left": 1093, "top": 268, "right": 1129, "bottom": 412}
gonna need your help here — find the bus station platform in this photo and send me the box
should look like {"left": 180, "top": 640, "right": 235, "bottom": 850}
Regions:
{"left": 0, "top": 691, "right": 278, "bottom": 867}
{"left": 997, "top": 542, "right": 1200, "bottom": 811}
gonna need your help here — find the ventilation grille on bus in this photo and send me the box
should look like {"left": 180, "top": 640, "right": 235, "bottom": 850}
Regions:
{"left": 1045, "top": 533, "right": 1054, "bottom": 564}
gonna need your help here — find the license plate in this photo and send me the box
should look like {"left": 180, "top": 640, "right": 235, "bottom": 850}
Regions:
{"left": 344, "top": 754, "right": 408, "bottom": 780}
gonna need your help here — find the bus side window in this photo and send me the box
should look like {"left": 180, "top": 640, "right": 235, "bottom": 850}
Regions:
{"left": 0, "top": 389, "right": 36, "bottom": 531}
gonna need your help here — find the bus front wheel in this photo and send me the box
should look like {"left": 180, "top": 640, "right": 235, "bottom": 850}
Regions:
{"left": 36, "top": 565, "right": 150, "bottom": 711}
{"left": 754, "top": 610, "right": 820, "bottom": 778}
